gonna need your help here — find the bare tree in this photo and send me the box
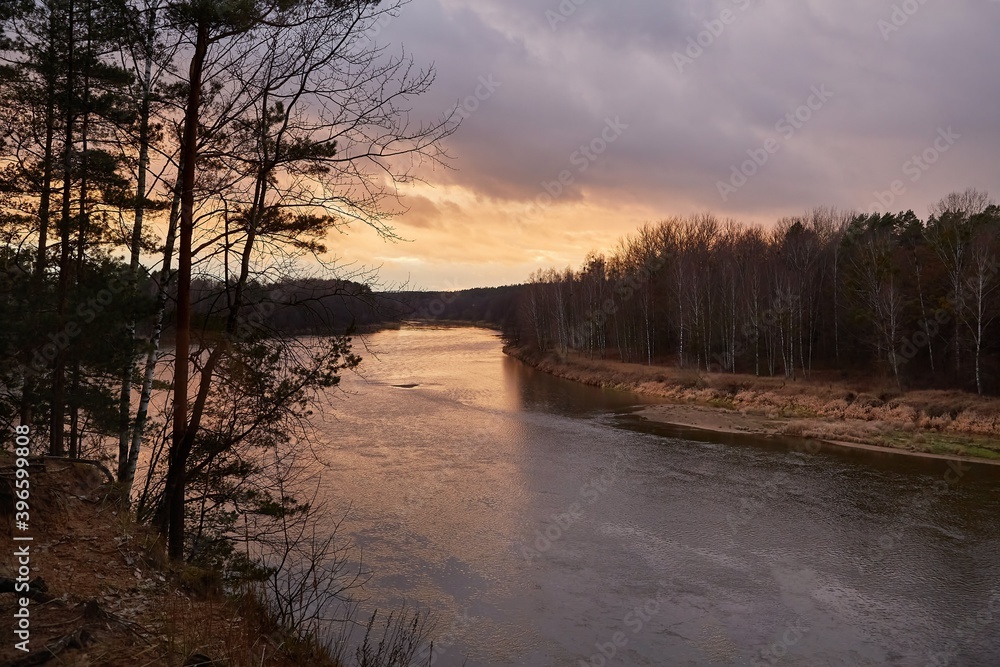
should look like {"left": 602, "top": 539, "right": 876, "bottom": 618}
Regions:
{"left": 962, "top": 217, "right": 1000, "bottom": 394}
{"left": 925, "top": 189, "right": 996, "bottom": 378}
{"left": 158, "top": 0, "right": 457, "bottom": 559}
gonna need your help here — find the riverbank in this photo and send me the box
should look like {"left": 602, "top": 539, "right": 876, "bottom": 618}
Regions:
{"left": 401, "top": 318, "right": 503, "bottom": 330}
{"left": 0, "top": 456, "right": 336, "bottom": 666}
{"left": 505, "top": 346, "right": 1000, "bottom": 463}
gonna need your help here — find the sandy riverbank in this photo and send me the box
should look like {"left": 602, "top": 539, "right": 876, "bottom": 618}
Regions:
{"left": 505, "top": 346, "right": 1000, "bottom": 464}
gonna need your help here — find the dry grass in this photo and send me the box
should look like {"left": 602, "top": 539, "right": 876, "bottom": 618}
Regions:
{"left": 0, "top": 456, "right": 339, "bottom": 666}
{"left": 508, "top": 346, "right": 1000, "bottom": 460}
{"left": 156, "top": 586, "right": 337, "bottom": 667}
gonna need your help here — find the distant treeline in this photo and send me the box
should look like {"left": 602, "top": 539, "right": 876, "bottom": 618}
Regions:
{"left": 388, "top": 286, "right": 521, "bottom": 328}
{"left": 186, "top": 279, "right": 522, "bottom": 334}
{"left": 503, "top": 189, "right": 1000, "bottom": 396}
{"left": 186, "top": 277, "right": 388, "bottom": 335}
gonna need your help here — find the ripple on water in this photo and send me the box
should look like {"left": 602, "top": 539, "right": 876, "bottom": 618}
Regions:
{"left": 305, "top": 328, "right": 1000, "bottom": 666}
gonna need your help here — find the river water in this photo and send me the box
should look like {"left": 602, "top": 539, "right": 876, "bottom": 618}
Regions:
{"left": 308, "top": 326, "right": 1000, "bottom": 666}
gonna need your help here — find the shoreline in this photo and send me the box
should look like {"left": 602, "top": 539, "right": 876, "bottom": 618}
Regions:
{"left": 505, "top": 345, "right": 1000, "bottom": 466}
{"left": 632, "top": 403, "right": 1000, "bottom": 466}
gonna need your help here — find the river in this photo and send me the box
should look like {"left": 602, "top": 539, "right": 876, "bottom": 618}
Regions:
{"left": 307, "top": 325, "right": 1000, "bottom": 666}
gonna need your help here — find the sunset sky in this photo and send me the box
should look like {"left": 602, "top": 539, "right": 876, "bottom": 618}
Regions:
{"left": 341, "top": 0, "right": 1000, "bottom": 290}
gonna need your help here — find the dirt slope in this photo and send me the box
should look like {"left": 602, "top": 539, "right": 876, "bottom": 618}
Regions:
{"left": 0, "top": 455, "right": 331, "bottom": 667}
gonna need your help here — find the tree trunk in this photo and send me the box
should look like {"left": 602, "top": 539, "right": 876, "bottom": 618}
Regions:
{"left": 51, "top": 0, "right": 76, "bottom": 457}
{"left": 160, "top": 19, "right": 209, "bottom": 560}
{"left": 118, "top": 5, "right": 157, "bottom": 481}
{"left": 120, "top": 179, "right": 180, "bottom": 502}
{"left": 913, "top": 253, "right": 934, "bottom": 374}
{"left": 21, "top": 15, "right": 59, "bottom": 426}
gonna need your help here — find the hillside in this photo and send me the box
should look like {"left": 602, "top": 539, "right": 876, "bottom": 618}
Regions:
{"left": 0, "top": 456, "right": 334, "bottom": 667}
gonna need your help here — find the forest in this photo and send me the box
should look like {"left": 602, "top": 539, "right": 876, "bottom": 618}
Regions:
{"left": 0, "top": 2, "right": 458, "bottom": 657}
{"left": 1, "top": 0, "right": 998, "bottom": 661}
{"left": 505, "top": 191, "right": 1000, "bottom": 396}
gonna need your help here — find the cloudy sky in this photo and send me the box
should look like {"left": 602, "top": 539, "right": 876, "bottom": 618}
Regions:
{"left": 341, "top": 0, "right": 1000, "bottom": 290}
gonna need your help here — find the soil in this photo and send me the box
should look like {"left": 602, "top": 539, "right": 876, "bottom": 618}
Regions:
{"left": 506, "top": 346, "right": 1000, "bottom": 464}
{"left": 0, "top": 455, "right": 326, "bottom": 666}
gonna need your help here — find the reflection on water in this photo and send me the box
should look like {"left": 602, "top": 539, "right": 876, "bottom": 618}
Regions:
{"left": 309, "top": 325, "right": 1000, "bottom": 666}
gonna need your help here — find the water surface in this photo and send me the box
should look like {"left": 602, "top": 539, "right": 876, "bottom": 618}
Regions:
{"left": 310, "top": 326, "right": 1000, "bottom": 666}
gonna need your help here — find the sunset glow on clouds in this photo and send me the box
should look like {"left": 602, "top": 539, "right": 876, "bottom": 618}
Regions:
{"left": 333, "top": 0, "right": 1000, "bottom": 290}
